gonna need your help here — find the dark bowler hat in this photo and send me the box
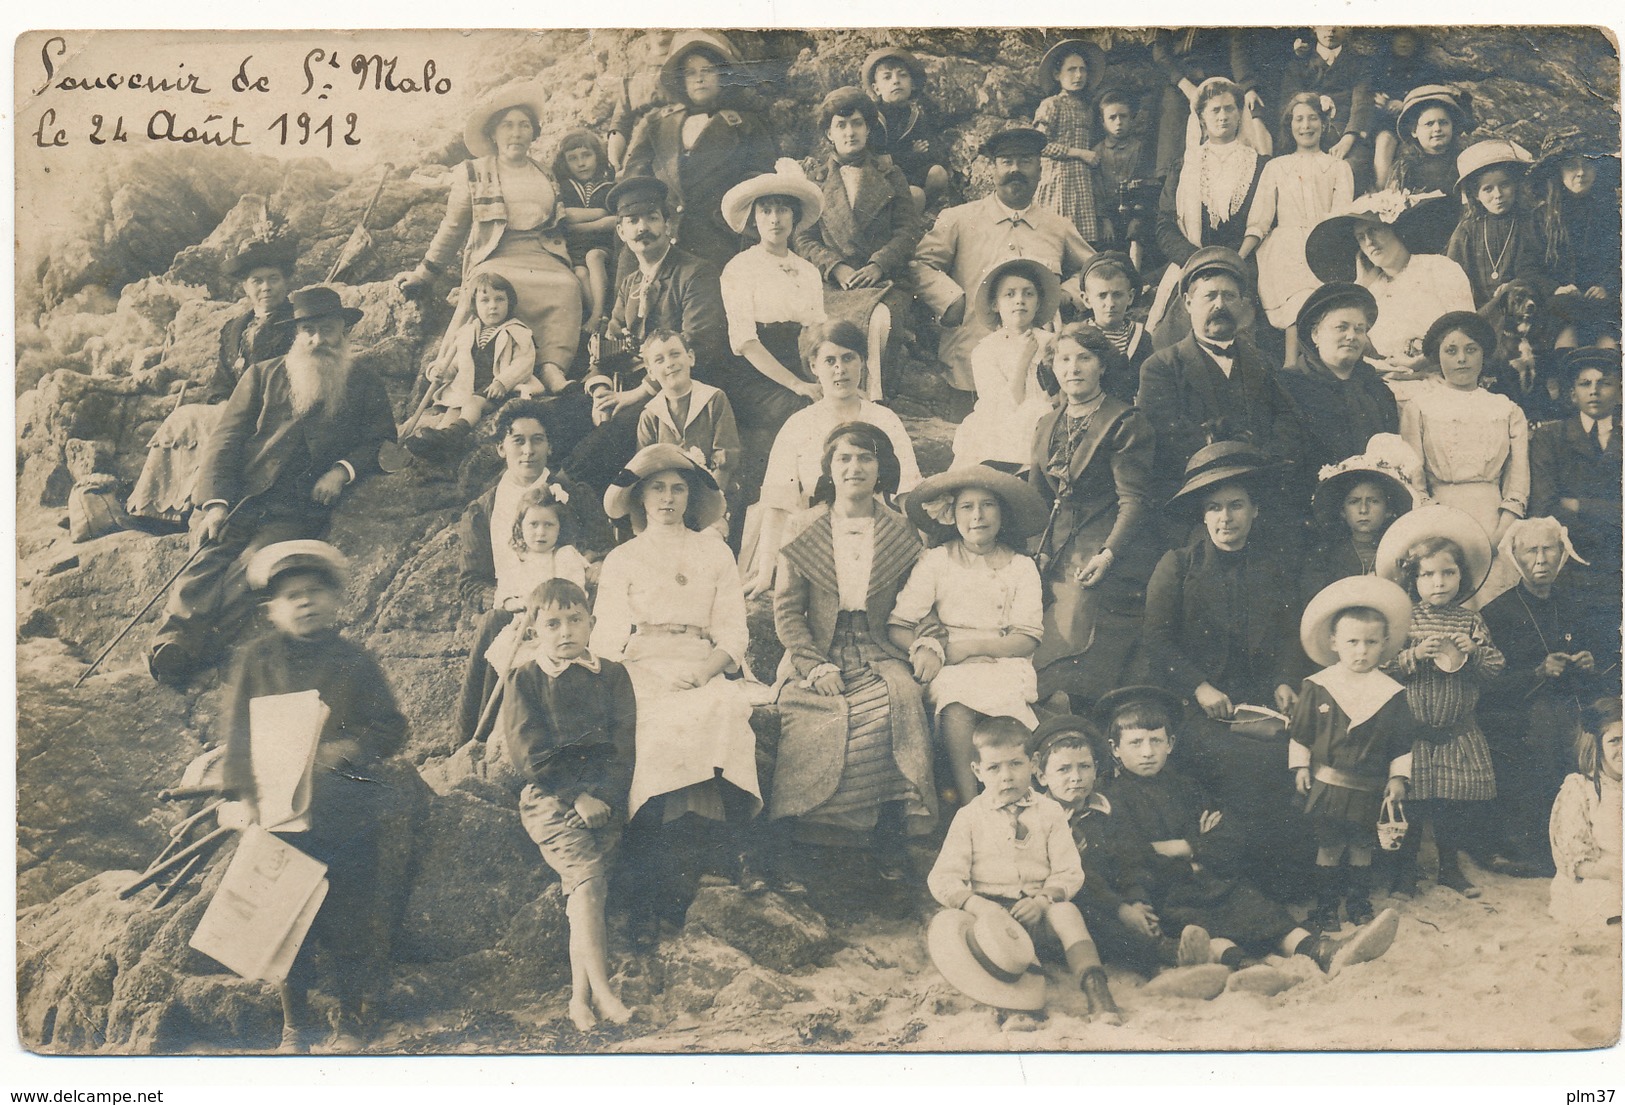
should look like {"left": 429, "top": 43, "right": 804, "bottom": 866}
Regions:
{"left": 1555, "top": 345, "right": 1623, "bottom": 388}
{"left": 819, "top": 85, "right": 880, "bottom": 131}
{"left": 1421, "top": 310, "right": 1497, "bottom": 365}
{"left": 277, "top": 285, "right": 362, "bottom": 328}
{"left": 1296, "top": 281, "right": 1378, "bottom": 339}
{"left": 1179, "top": 246, "right": 1249, "bottom": 295}
{"left": 607, "top": 176, "right": 670, "bottom": 217}
{"left": 981, "top": 127, "right": 1047, "bottom": 160}
{"left": 224, "top": 235, "right": 298, "bottom": 280}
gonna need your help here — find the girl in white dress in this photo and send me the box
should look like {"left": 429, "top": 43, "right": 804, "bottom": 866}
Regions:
{"left": 1240, "top": 93, "right": 1354, "bottom": 362}
{"left": 484, "top": 485, "right": 593, "bottom": 675}
{"left": 889, "top": 465, "right": 1049, "bottom": 807}
{"left": 592, "top": 444, "right": 764, "bottom": 917}
{"left": 1549, "top": 698, "right": 1623, "bottom": 932}
{"left": 952, "top": 258, "right": 1061, "bottom": 473}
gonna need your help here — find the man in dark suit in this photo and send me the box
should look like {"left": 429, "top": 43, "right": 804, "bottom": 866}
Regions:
{"left": 148, "top": 286, "right": 395, "bottom": 686}
{"left": 1531, "top": 346, "right": 1623, "bottom": 672}
{"left": 1137, "top": 247, "right": 1306, "bottom": 542}
{"left": 560, "top": 176, "right": 728, "bottom": 494}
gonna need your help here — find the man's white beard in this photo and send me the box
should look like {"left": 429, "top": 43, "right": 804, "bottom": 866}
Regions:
{"left": 285, "top": 344, "right": 352, "bottom": 417}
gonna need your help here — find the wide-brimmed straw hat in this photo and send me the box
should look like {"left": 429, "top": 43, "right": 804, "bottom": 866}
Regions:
{"left": 1311, "top": 433, "right": 1425, "bottom": 526}
{"left": 927, "top": 908, "right": 1046, "bottom": 1012}
{"left": 1305, "top": 192, "right": 1457, "bottom": 283}
{"left": 1300, "top": 576, "right": 1414, "bottom": 667}
{"left": 462, "top": 81, "right": 550, "bottom": 159}
{"left": 721, "top": 158, "right": 824, "bottom": 235}
{"left": 659, "top": 30, "right": 742, "bottom": 104}
{"left": 1091, "top": 685, "right": 1186, "bottom": 731}
{"left": 1455, "top": 138, "right": 1534, "bottom": 198}
{"left": 1296, "top": 281, "right": 1379, "bottom": 340}
{"left": 1166, "top": 440, "right": 1287, "bottom": 512}
{"left": 861, "top": 46, "right": 926, "bottom": 97}
{"left": 603, "top": 443, "right": 725, "bottom": 533}
{"left": 904, "top": 464, "right": 1050, "bottom": 544}
{"left": 972, "top": 257, "right": 1062, "bottom": 331}
{"left": 223, "top": 235, "right": 298, "bottom": 280}
{"left": 1394, "top": 84, "right": 1475, "bottom": 140}
{"left": 246, "top": 540, "right": 348, "bottom": 593}
{"left": 1375, "top": 503, "right": 1494, "bottom": 597}
{"left": 1038, "top": 38, "right": 1107, "bottom": 94}
{"left": 276, "top": 285, "right": 363, "bottom": 329}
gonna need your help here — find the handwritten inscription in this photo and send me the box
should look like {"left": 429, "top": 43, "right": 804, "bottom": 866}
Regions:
{"left": 31, "top": 34, "right": 456, "bottom": 150}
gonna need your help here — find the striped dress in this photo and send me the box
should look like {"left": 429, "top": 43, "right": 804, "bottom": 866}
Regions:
{"left": 1389, "top": 601, "right": 1506, "bottom": 801}
{"left": 1033, "top": 91, "right": 1101, "bottom": 241}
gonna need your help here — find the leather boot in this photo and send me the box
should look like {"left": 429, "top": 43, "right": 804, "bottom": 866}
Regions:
{"left": 1080, "top": 966, "right": 1123, "bottom": 1025}
{"left": 1306, "top": 865, "right": 1344, "bottom": 932}
{"left": 1345, "top": 864, "right": 1375, "bottom": 925}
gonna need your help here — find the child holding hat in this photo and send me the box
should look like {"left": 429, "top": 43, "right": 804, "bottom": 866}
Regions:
{"left": 1292, "top": 575, "right": 1419, "bottom": 931}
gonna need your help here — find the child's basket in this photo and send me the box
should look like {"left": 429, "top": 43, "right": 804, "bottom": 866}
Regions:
{"left": 1377, "top": 795, "right": 1408, "bottom": 851}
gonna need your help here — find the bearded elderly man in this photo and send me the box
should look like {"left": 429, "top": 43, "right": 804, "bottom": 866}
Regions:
{"left": 909, "top": 127, "right": 1094, "bottom": 396}
{"left": 148, "top": 286, "right": 395, "bottom": 687}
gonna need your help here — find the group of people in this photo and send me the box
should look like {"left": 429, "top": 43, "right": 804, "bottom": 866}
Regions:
{"left": 132, "top": 27, "right": 1623, "bottom": 1049}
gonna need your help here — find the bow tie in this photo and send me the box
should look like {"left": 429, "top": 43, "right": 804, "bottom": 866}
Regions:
{"left": 536, "top": 652, "right": 602, "bottom": 678}
{"left": 1196, "top": 339, "right": 1237, "bottom": 362}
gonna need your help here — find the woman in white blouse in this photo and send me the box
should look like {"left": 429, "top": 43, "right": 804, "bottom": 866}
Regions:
{"left": 719, "top": 161, "right": 829, "bottom": 464}
{"left": 592, "top": 444, "right": 763, "bottom": 907}
{"left": 744, "top": 319, "right": 922, "bottom": 597}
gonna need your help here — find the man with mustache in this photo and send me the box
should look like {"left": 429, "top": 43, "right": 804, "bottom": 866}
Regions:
{"left": 1137, "top": 247, "right": 1305, "bottom": 540}
{"left": 148, "top": 286, "right": 395, "bottom": 687}
{"left": 558, "top": 176, "right": 727, "bottom": 494}
{"left": 910, "top": 127, "right": 1094, "bottom": 400}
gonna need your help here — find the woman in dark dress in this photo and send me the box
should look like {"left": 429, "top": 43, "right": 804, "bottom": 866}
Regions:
{"left": 1028, "top": 323, "right": 1157, "bottom": 708}
{"left": 1142, "top": 440, "right": 1311, "bottom": 900}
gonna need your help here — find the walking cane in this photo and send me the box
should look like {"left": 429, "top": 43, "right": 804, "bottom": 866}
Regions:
{"left": 470, "top": 613, "right": 531, "bottom": 743}
{"left": 73, "top": 496, "right": 255, "bottom": 688}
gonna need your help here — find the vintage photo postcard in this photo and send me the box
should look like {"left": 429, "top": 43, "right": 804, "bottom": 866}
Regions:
{"left": 13, "top": 23, "right": 1624, "bottom": 1064}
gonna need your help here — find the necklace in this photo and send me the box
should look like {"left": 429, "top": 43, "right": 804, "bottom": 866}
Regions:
{"left": 1483, "top": 218, "right": 1516, "bottom": 284}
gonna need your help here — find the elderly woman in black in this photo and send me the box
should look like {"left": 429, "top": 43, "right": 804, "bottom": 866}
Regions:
{"left": 771, "top": 422, "right": 935, "bottom": 882}
{"left": 1480, "top": 517, "right": 1605, "bottom": 876}
{"left": 1028, "top": 323, "right": 1157, "bottom": 708}
{"left": 1142, "top": 441, "right": 1310, "bottom": 900}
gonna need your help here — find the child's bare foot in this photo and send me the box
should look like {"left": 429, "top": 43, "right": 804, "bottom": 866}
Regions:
{"left": 594, "top": 993, "right": 634, "bottom": 1026}
{"left": 569, "top": 997, "right": 598, "bottom": 1032}
{"left": 997, "top": 1010, "right": 1045, "bottom": 1032}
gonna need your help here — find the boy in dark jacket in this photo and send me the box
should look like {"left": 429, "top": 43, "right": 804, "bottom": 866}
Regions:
{"left": 1096, "top": 686, "right": 1400, "bottom": 977}
{"left": 501, "top": 578, "right": 637, "bottom": 1031}
{"left": 222, "top": 540, "right": 409, "bottom": 1053}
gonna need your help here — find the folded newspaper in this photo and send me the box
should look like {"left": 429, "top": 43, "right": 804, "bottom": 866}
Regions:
{"left": 189, "top": 825, "right": 329, "bottom": 982}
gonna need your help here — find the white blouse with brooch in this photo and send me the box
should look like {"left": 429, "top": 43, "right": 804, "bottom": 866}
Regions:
{"left": 889, "top": 541, "right": 1044, "bottom": 726}
{"left": 1397, "top": 379, "right": 1529, "bottom": 538}
{"left": 720, "top": 244, "right": 827, "bottom": 356}
{"left": 590, "top": 525, "right": 759, "bottom": 818}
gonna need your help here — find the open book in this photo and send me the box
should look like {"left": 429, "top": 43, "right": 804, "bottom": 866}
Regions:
{"left": 189, "top": 826, "right": 329, "bottom": 982}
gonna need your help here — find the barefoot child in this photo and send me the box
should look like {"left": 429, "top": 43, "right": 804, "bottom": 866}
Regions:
{"left": 1097, "top": 686, "right": 1401, "bottom": 978}
{"left": 503, "top": 578, "right": 637, "bottom": 1030}
{"left": 1376, "top": 506, "right": 1507, "bottom": 898}
{"left": 1292, "top": 577, "right": 1419, "bottom": 931}
{"left": 951, "top": 259, "right": 1060, "bottom": 472}
{"left": 223, "top": 541, "right": 410, "bottom": 1053}
{"left": 927, "top": 717, "right": 1123, "bottom": 1023}
{"left": 407, "top": 272, "right": 542, "bottom": 461}
{"left": 554, "top": 129, "right": 618, "bottom": 333}
{"left": 891, "top": 464, "right": 1048, "bottom": 807}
